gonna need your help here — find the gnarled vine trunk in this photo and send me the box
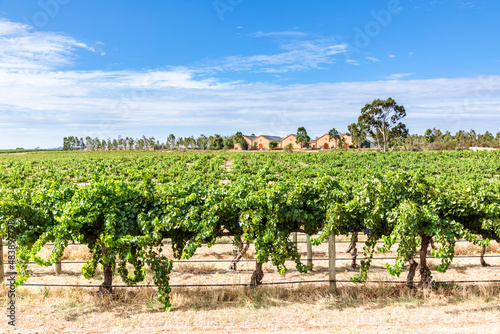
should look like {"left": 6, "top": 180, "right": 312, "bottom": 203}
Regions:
{"left": 406, "top": 253, "right": 418, "bottom": 289}
{"left": 250, "top": 261, "right": 264, "bottom": 287}
{"left": 418, "top": 235, "right": 432, "bottom": 288}
{"left": 430, "top": 237, "right": 437, "bottom": 250}
{"left": 345, "top": 231, "right": 359, "bottom": 269}
{"left": 229, "top": 237, "right": 250, "bottom": 271}
{"left": 98, "top": 240, "right": 113, "bottom": 293}
{"left": 480, "top": 246, "right": 490, "bottom": 267}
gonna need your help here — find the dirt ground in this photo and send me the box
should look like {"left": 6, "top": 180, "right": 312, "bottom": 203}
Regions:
{"left": 1, "top": 238, "right": 500, "bottom": 333}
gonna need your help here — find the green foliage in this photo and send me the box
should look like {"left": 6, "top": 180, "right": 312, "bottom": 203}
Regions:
{"left": 269, "top": 141, "right": 278, "bottom": 149}
{"left": 1, "top": 151, "right": 500, "bottom": 310}
{"left": 358, "top": 98, "right": 409, "bottom": 152}
{"left": 296, "top": 127, "right": 311, "bottom": 148}
{"left": 239, "top": 138, "right": 249, "bottom": 150}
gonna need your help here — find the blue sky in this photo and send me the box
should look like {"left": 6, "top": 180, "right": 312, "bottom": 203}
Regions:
{"left": 0, "top": 0, "right": 499, "bottom": 148}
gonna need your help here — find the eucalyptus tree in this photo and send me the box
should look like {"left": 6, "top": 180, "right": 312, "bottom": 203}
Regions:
{"left": 296, "top": 127, "right": 311, "bottom": 148}
{"left": 358, "top": 98, "right": 408, "bottom": 152}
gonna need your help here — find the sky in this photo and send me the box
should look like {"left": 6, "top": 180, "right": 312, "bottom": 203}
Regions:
{"left": 0, "top": 0, "right": 499, "bottom": 149}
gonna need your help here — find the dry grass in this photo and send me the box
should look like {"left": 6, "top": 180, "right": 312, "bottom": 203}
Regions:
{"left": 454, "top": 241, "right": 500, "bottom": 256}
{"left": 174, "top": 263, "right": 220, "bottom": 274}
{"left": 2, "top": 240, "right": 500, "bottom": 332}
{"left": 1, "top": 282, "right": 500, "bottom": 333}
{"left": 2, "top": 281, "right": 499, "bottom": 313}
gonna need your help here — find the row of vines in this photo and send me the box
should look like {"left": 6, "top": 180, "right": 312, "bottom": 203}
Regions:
{"left": 1, "top": 151, "right": 500, "bottom": 310}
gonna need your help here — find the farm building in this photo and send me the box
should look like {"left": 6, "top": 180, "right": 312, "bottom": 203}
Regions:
{"left": 233, "top": 132, "right": 354, "bottom": 150}
{"left": 233, "top": 135, "right": 257, "bottom": 150}
{"left": 280, "top": 134, "right": 302, "bottom": 149}
{"left": 360, "top": 138, "right": 375, "bottom": 148}
{"left": 253, "top": 135, "right": 283, "bottom": 149}
{"left": 315, "top": 134, "right": 336, "bottom": 149}
{"left": 314, "top": 133, "right": 353, "bottom": 149}
{"left": 340, "top": 133, "right": 353, "bottom": 148}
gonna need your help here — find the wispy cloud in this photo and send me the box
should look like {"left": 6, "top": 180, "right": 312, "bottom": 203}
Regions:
{"left": 1, "top": 19, "right": 499, "bottom": 148}
{"left": 388, "top": 54, "right": 397, "bottom": 58}
{"left": 250, "top": 30, "right": 310, "bottom": 38}
{"left": 203, "top": 37, "right": 348, "bottom": 73}
{"left": 2, "top": 66, "right": 499, "bottom": 147}
{"left": 345, "top": 59, "right": 360, "bottom": 66}
{"left": 387, "top": 73, "right": 413, "bottom": 80}
{"left": 366, "top": 56, "right": 380, "bottom": 63}
{"left": 0, "top": 19, "right": 96, "bottom": 71}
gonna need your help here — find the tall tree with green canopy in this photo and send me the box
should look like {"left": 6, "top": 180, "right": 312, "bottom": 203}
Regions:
{"left": 328, "top": 128, "right": 340, "bottom": 148}
{"left": 167, "top": 134, "right": 176, "bottom": 148}
{"left": 296, "top": 127, "right": 311, "bottom": 148}
{"left": 358, "top": 98, "right": 408, "bottom": 152}
{"left": 347, "top": 123, "right": 366, "bottom": 148}
{"left": 239, "top": 138, "right": 249, "bottom": 150}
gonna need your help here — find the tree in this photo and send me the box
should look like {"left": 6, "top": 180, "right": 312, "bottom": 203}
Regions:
{"left": 223, "top": 137, "right": 234, "bottom": 150}
{"left": 197, "top": 135, "right": 208, "bottom": 150}
{"left": 347, "top": 123, "right": 366, "bottom": 148}
{"left": 424, "top": 129, "right": 435, "bottom": 144}
{"left": 127, "top": 137, "right": 135, "bottom": 149}
{"left": 358, "top": 98, "right": 408, "bottom": 152}
{"left": 252, "top": 142, "right": 258, "bottom": 150}
{"left": 328, "top": 128, "right": 340, "bottom": 148}
{"left": 433, "top": 128, "right": 443, "bottom": 143}
{"left": 167, "top": 134, "right": 176, "bottom": 148}
{"left": 232, "top": 132, "right": 243, "bottom": 144}
{"left": 239, "top": 138, "right": 249, "bottom": 150}
{"left": 338, "top": 137, "right": 347, "bottom": 149}
{"left": 443, "top": 131, "right": 452, "bottom": 143}
{"left": 296, "top": 127, "right": 311, "bottom": 148}
{"left": 454, "top": 130, "right": 466, "bottom": 147}
{"left": 466, "top": 130, "right": 477, "bottom": 146}
{"left": 269, "top": 141, "right": 278, "bottom": 149}
{"left": 208, "top": 135, "right": 224, "bottom": 150}
{"left": 85, "top": 136, "right": 93, "bottom": 150}
{"left": 62, "top": 137, "right": 70, "bottom": 151}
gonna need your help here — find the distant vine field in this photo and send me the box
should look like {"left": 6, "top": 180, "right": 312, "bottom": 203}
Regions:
{"left": 1, "top": 150, "right": 499, "bottom": 310}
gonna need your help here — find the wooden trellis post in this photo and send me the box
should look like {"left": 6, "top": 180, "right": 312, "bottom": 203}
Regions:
{"left": 306, "top": 235, "right": 313, "bottom": 269}
{"left": 0, "top": 237, "right": 4, "bottom": 283}
{"left": 328, "top": 234, "right": 337, "bottom": 292}
{"left": 54, "top": 261, "right": 62, "bottom": 275}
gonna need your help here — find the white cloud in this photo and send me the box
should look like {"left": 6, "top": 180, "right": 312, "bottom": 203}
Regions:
{"left": 366, "top": 56, "right": 380, "bottom": 63}
{"left": 2, "top": 68, "right": 500, "bottom": 148}
{"left": 387, "top": 73, "right": 413, "bottom": 80}
{"left": 345, "top": 59, "right": 360, "bottom": 66}
{"left": 0, "top": 19, "right": 94, "bottom": 71}
{"left": 0, "top": 19, "right": 499, "bottom": 148}
{"left": 250, "top": 31, "right": 310, "bottom": 38}
{"left": 203, "top": 38, "right": 348, "bottom": 73}
{"left": 388, "top": 54, "right": 397, "bottom": 58}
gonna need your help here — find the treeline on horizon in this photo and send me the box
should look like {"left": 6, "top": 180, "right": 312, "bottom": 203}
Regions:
{"left": 61, "top": 98, "right": 500, "bottom": 152}
{"left": 62, "top": 128, "right": 500, "bottom": 152}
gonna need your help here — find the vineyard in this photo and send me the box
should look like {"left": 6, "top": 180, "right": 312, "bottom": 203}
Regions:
{"left": 1, "top": 150, "right": 500, "bottom": 312}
